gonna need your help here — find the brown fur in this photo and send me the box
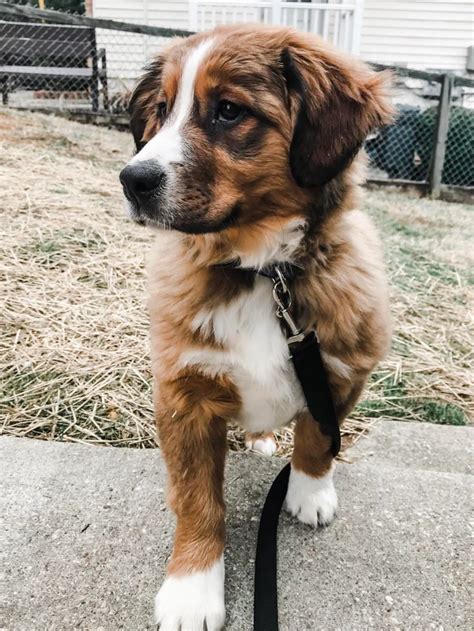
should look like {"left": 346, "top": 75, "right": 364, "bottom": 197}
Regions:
{"left": 292, "top": 412, "right": 333, "bottom": 478}
{"left": 127, "top": 25, "right": 393, "bottom": 579}
{"left": 155, "top": 373, "right": 240, "bottom": 574}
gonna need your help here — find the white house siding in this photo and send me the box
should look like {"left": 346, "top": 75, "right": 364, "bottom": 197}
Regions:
{"left": 360, "top": 0, "right": 474, "bottom": 72}
{"left": 92, "top": 0, "right": 474, "bottom": 86}
{"left": 92, "top": 0, "right": 190, "bottom": 88}
{"left": 92, "top": 0, "right": 190, "bottom": 30}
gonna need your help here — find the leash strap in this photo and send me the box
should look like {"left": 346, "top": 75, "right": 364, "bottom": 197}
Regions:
{"left": 254, "top": 463, "right": 291, "bottom": 631}
{"left": 289, "top": 331, "right": 341, "bottom": 457}
{"left": 253, "top": 266, "right": 340, "bottom": 631}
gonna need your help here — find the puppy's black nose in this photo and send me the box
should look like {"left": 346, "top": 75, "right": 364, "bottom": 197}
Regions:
{"left": 119, "top": 160, "right": 165, "bottom": 202}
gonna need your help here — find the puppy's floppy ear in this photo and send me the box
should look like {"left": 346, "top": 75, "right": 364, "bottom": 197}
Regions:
{"left": 128, "top": 55, "right": 166, "bottom": 151}
{"left": 282, "top": 35, "right": 393, "bottom": 187}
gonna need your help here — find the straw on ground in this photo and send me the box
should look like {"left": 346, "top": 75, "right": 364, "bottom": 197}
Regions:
{"left": 0, "top": 109, "right": 472, "bottom": 455}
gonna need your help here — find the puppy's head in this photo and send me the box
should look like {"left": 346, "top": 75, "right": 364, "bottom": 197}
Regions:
{"left": 120, "top": 26, "right": 392, "bottom": 234}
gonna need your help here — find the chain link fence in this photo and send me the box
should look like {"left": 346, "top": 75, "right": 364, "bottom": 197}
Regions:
{"left": 0, "top": 4, "right": 184, "bottom": 113}
{"left": 1, "top": 2, "right": 473, "bottom": 196}
{"left": 367, "top": 69, "right": 474, "bottom": 191}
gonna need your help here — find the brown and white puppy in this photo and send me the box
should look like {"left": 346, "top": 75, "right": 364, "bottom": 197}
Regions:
{"left": 120, "top": 25, "right": 392, "bottom": 630}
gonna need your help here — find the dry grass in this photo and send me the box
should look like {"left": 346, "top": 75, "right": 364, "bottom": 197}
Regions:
{"left": 353, "top": 191, "right": 472, "bottom": 430}
{"left": 0, "top": 109, "right": 472, "bottom": 455}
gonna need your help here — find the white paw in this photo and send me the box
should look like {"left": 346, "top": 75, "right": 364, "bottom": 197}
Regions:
{"left": 155, "top": 556, "right": 225, "bottom": 630}
{"left": 245, "top": 435, "right": 277, "bottom": 456}
{"left": 284, "top": 465, "right": 338, "bottom": 527}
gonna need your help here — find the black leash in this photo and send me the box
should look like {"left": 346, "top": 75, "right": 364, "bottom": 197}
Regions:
{"left": 217, "top": 260, "right": 340, "bottom": 630}
{"left": 254, "top": 462, "right": 291, "bottom": 630}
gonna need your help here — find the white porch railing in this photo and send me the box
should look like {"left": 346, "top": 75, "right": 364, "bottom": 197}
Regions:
{"left": 189, "top": 0, "right": 364, "bottom": 54}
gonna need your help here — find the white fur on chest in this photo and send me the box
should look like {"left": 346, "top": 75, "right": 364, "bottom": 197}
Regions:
{"left": 182, "top": 277, "right": 306, "bottom": 432}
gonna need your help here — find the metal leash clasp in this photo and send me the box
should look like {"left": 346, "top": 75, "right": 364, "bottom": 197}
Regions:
{"left": 271, "top": 267, "right": 305, "bottom": 344}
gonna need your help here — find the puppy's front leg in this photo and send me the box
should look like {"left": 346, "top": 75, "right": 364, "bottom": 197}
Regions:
{"left": 154, "top": 373, "right": 239, "bottom": 631}
{"left": 285, "top": 380, "right": 365, "bottom": 528}
{"left": 284, "top": 411, "right": 338, "bottom": 527}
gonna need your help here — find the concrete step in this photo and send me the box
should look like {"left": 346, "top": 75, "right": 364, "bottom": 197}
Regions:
{"left": 1, "top": 421, "right": 472, "bottom": 630}
{"left": 346, "top": 419, "right": 472, "bottom": 474}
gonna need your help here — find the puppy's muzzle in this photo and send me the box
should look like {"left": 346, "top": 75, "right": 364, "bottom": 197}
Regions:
{"left": 119, "top": 159, "right": 166, "bottom": 207}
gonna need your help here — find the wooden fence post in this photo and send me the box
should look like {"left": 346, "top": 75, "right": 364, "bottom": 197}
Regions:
{"left": 428, "top": 73, "right": 454, "bottom": 199}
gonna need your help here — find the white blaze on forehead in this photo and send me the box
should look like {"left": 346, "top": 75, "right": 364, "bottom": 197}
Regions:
{"left": 131, "top": 37, "right": 215, "bottom": 167}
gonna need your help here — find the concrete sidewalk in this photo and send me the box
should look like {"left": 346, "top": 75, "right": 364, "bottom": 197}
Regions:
{"left": 1, "top": 421, "right": 472, "bottom": 630}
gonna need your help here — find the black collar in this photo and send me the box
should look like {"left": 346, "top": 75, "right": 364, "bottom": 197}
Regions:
{"left": 214, "top": 259, "right": 304, "bottom": 282}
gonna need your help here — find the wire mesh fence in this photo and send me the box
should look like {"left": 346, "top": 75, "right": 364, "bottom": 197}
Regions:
{"left": 0, "top": 14, "right": 173, "bottom": 113}
{"left": 1, "top": 3, "right": 473, "bottom": 193}
{"left": 367, "top": 74, "right": 474, "bottom": 189}
{"left": 442, "top": 106, "right": 474, "bottom": 187}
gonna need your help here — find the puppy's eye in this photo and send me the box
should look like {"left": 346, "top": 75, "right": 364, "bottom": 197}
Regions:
{"left": 217, "top": 100, "right": 243, "bottom": 123}
{"left": 157, "top": 101, "right": 167, "bottom": 120}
